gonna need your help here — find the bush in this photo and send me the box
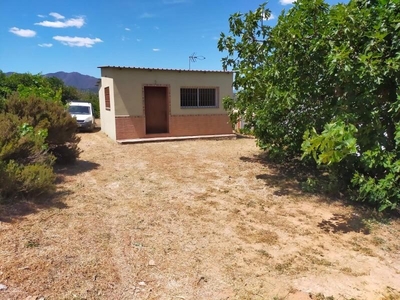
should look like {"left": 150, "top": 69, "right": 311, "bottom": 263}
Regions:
{"left": 0, "top": 113, "right": 56, "bottom": 199}
{"left": 0, "top": 113, "right": 51, "bottom": 164}
{"left": 0, "top": 93, "right": 81, "bottom": 199}
{"left": 0, "top": 161, "right": 55, "bottom": 197}
{"left": 3, "top": 93, "right": 81, "bottom": 164}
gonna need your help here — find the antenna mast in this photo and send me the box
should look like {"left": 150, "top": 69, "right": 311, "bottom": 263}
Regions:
{"left": 189, "top": 52, "right": 205, "bottom": 70}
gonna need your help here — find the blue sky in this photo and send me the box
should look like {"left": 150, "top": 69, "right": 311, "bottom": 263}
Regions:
{"left": 1, "top": 0, "right": 340, "bottom": 77}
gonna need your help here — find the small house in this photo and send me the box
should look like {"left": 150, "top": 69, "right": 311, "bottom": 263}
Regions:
{"left": 98, "top": 66, "right": 234, "bottom": 142}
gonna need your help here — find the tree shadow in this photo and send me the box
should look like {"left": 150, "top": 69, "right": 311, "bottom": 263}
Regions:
{"left": 318, "top": 213, "right": 371, "bottom": 234}
{"left": 239, "top": 153, "right": 400, "bottom": 231}
{"left": 255, "top": 173, "right": 301, "bottom": 196}
{"left": 0, "top": 159, "right": 100, "bottom": 223}
{"left": 318, "top": 209, "right": 400, "bottom": 234}
{"left": 55, "top": 159, "right": 100, "bottom": 178}
{"left": 241, "top": 154, "right": 312, "bottom": 198}
{"left": 0, "top": 189, "right": 71, "bottom": 223}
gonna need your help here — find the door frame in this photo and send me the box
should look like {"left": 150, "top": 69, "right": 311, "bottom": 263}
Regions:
{"left": 142, "top": 84, "right": 171, "bottom": 135}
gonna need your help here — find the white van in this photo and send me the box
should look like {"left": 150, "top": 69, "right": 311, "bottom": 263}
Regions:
{"left": 68, "top": 101, "right": 95, "bottom": 131}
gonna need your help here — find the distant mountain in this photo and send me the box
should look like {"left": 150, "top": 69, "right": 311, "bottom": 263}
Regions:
{"left": 45, "top": 71, "right": 99, "bottom": 92}
{"left": 5, "top": 71, "right": 99, "bottom": 92}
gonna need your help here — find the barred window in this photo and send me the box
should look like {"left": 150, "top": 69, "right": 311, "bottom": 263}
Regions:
{"left": 180, "top": 88, "right": 217, "bottom": 108}
{"left": 105, "top": 87, "right": 110, "bottom": 110}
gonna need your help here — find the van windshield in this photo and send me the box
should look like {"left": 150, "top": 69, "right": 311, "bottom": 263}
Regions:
{"left": 69, "top": 105, "right": 90, "bottom": 115}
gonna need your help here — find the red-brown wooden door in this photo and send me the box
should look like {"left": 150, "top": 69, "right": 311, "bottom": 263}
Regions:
{"left": 144, "top": 86, "right": 169, "bottom": 134}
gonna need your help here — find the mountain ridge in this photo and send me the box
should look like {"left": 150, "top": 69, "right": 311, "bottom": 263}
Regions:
{"left": 45, "top": 71, "right": 99, "bottom": 92}
{"left": 5, "top": 71, "right": 99, "bottom": 92}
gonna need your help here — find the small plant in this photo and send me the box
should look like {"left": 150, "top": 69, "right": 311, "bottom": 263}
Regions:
{"left": 371, "top": 236, "right": 385, "bottom": 246}
{"left": 25, "top": 240, "right": 40, "bottom": 248}
{"left": 275, "top": 257, "right": 295, "bottom": 273}
{"left": 301, "top": 177, "right": 318, "bottom": 193}
{"left": 238, "top": 127, "right": 254, "bottom": 136}
{"left": 256, "top": 249, "right": 272, "bottom": 259}
{"left": 312, "top": 293, "right": 336, "bottom": 300}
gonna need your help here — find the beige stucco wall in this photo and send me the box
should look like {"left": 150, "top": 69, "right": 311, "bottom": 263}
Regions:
{"left": 99, "top": 77, "right": 116, "bottom": 140}
{"left": 100, "top": 68, "right": 233, "bottom": 116}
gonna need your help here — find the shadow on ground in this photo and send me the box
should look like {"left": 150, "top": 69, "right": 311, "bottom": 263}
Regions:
{"left": 240, "top": 153, "right": 399, "bottom": 234}
{"left": 0, "top": 190, "right": 70, "bottom": 223}
{"left": 77, "top": 127, "right": 101, "bottom": 134}
{"left": 241, "top": 154, "right": 311, "bottom": 198}
{"left": 55, "top": 159, "right": 100, "bottom": 178}
{"left": 318, "top": 213, "right": 371, "bottom": 234}
{"left": 0, "top": 159, "right": 100, "bottom": 223}
{"left": 255, "top": 173, "right": 301, "bottom": 196}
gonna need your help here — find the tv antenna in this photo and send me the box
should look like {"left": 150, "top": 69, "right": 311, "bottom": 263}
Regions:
{"left": 189, "top": 52, "right": 205, "bottom": 70}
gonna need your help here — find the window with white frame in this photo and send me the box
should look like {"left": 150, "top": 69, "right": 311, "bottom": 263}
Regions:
{"left": 180, "top": 88, "right": 217, "bottom": 108}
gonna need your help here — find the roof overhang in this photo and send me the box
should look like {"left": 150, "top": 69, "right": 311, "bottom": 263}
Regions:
{"left": 98, "top": 66, "right": 233, "bottom": 74}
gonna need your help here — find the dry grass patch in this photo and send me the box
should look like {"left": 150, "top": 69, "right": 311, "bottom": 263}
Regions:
{"left": 0, "top": 131, "right": 399, "bottom": 299}
{"left": 236, "top": 224, "right": 279, "bottom": 245}
{"left": 380, "top": 287, "right": 400, "bottom": 300}
{"left": 339, "top": 267, "right": 369, "bottom": 277}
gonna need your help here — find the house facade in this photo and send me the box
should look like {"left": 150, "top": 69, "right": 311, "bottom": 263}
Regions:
{"left": 98, "top": 66, "right": 234, "bottom": 142}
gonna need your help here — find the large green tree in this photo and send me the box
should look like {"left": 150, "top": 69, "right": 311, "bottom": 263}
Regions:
{"left": 219, "top": 0, "right": 400, "bottom": 210}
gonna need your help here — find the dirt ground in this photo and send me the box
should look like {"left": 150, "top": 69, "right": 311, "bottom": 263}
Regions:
{"left": 0, "top": 130, "right": 399, "bottom": 300}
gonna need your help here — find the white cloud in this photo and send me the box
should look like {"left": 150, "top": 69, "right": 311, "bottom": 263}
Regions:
{"left": 9, "top": 27, "right": 36, "bottom": 38}
{"left": 38, "top": 14, "right": 45, "bottom": 18}
{"left": 49, "top": 12, "right": 65, "bottom": 19}
{"left": 125, "top": 27, "right": 131, "bottom": 31}
{"left": 35, "top": 17, "right": 85, "bottom": 28}
{"left": 152, "top": 48, "right": 160, "bottom": 51}
{"left": 38, "top": 43, "right": 53, "bottom": 47}
{"left": 280, "top": 0, "right": 296, "bottom": 5}
{"left": 53, "top": 36, "right": 103, "bottom": 47}
{"left": 140, "top": 13, "right": 154, "bottom": 18}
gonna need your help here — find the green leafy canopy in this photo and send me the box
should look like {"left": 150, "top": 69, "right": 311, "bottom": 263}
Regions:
{"left": 219, "top": 0, "right": 400, "bottom": 210}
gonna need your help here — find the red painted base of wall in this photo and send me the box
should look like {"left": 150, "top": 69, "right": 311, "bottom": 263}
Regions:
{"left": 115, "top": 114, "right": 232, "bottom": 140}
{"left": 115, "top": 116, "right": 145, "bottom": 140}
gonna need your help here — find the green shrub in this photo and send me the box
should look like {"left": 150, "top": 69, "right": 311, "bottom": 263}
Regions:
{"left": 0, "top": 93, "right": 81, "bottom": 200}
{"left": 0, "top": 160, "right": 55, "bottom": 197}
{"left": 0, "top": 113, "right": 50, "bottom": 164}
{"left": 3, "top": 93, "right": 81, "bottom": 164}
{"left": 0, "top": 113, "right": 56, "bottom": 199}
{"left": 352, "top": 148, "right": 400, "bottom": 211}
